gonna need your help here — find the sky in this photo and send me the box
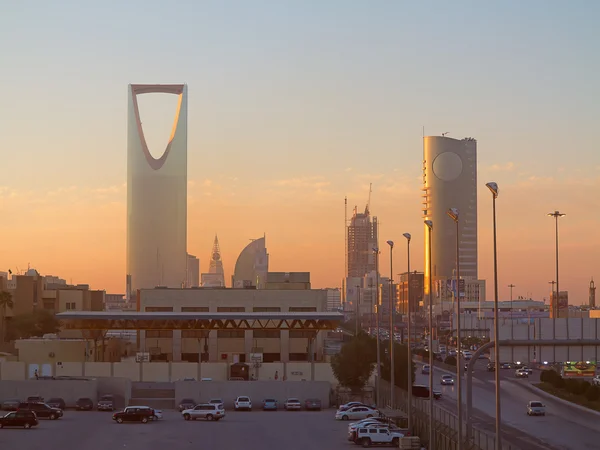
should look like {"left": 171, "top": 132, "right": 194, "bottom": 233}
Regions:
{"left": 1, "top": 1, "right": 599, "bottom": 304}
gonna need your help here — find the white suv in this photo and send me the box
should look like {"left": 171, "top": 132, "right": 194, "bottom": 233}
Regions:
{"left": 234, "top": 396, "right": 252, "bottom": 411}
{"left": 354, "top": 427, "right": 404, "bottom": 447}
{"left": 182, "top": 403, "right": 225, "bottom": 421}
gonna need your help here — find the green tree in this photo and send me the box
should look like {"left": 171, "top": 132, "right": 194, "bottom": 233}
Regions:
{"left": 6, "top": 310, "right": 61, "bottom": 340}
{"left": 331, "top": 331, "right": 377, "bottom": 392}
{"left": 380, "top": 340, "right": 416, "bottom": 390}
{"left": 0, "top": 291, "right": 14, "bottom": 343}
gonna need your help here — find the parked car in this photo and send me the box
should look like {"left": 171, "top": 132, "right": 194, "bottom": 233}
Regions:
{"left": 97, "top": 394, "right": 115, "bottom": 411}
{"left": 1, "top": 399, "right": 21, "bottom": 411}
{"left": 234, "top": 396, "right": 252, "bottom": 411}
{"left": 112, "top": 406, "right": 155, "bottom": 424}
{"left": 262, "top": 398, "right": 278, "bottom": 411}
{"left": 76, "top": 398, "right": 94, "bottom": 411}
{"left": 47, "top": 398, "right": 66, "bottom": 410}
{"left": 421, "top": 364, "right": 431, "bottom": 375}
{"left": 338, "top": 402, "right": 374, "bottom": 411}
{"left": 284, "top": 398, "right": 302, "bottom": 411}
{"left": 182, "top": 403, "right": 225, "bottom": 421}
{"left": 440, "top": 375, "right": 454, "bottom": 385}
{"left": 354, "top": 426, "right": 404, "bottom": 447}
{"left": 26, "top": 396, "right": 44, "bottom": 403}
{"left": 335, "top": 405, "right": 379, "bottom": 421}
{"left": 18, "top": 402, "right": 63, "bottom": 419}
{"left": 527, "top": 401, "right": 546, "bottom": 416}
{"left": 178, "top": 398, "right": 197, "bottom": 412}
{"left": 304, "top": 398, "right": 322, "bottom": 411}
{"left": 0, "top": 410, "right": 39, "bottom": 429}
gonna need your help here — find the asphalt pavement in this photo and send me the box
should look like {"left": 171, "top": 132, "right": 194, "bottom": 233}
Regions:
{"left": 0, "top": 409, "right": 354, "bottom": 450}
{"left": 416, "top": 359, "right": 600, "bottom": 450}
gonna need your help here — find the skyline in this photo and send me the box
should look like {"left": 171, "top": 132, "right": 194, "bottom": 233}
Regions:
{"left": 1, "top": 2, "right": 599, "bottom": 303}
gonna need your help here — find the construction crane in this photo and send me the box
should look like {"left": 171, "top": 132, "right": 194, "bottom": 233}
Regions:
{"left": 365, "top": 183, "right": 372, "bottom": 215}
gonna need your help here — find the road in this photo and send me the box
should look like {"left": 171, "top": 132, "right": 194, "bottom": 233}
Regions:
{"left": 0, "top": 409, "right": 353, "bottom": 450}
{"left": 415, "top": 360, "right": 600, "bottom": 450}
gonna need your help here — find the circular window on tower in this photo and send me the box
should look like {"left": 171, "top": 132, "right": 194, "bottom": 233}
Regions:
{"left": 432, "top": 152, "right": 463, "bottom": 181}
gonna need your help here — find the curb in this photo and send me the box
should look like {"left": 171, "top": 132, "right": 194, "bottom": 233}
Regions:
{"left": 510, "top": 380, "right": 600, "bottom": 418}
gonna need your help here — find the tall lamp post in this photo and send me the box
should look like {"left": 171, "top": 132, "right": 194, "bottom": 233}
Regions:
{"left": 402, "top": 232, "right": 412, "bottom": 432}
{"left": 386, "top": 240, "right": 395, "bottom": 408}
{"left": 548, "top": 211, "right": 565, "bottom": 319}
{"left": 486, "top": 182, "right": 502, "bottom": 450}
{"left": 373, "top": 247, "right": 381, "bottom": 406}
{"left": 424, "top": 220, "right": 434, "bottom": 449}
{"left": 446, "top": 207, "right": 463, "bottom": 450}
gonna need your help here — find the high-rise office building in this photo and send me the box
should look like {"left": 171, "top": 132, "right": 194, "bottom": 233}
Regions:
{"left": 126, "top": 84, "right": 188, "bottom": 292}
{"left": 347, "top": 206, "right": 378, "bottom": 278}
{"left": 186, "top": 253, "right": 200, "bottom": 287}
{"left": 422, "top": 136, "right": 478, "bottom": 303}
{"left": 232, "top": 236, "right": 269, "bottom": 288}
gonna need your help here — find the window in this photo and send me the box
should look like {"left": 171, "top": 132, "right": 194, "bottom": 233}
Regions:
{"left": 182, "top": 307, "right": 209, "bottom": 312}
{"left": 217, "top": 306, "right": 245, "bottom": 312}
{"left": 145, "top": 330, "right": 173, "bottom": 338}
{"left": 145, "top": 307, "right": 173, "bottom": 312}
{"left": 253, "top": 330, "right": 280, "bottom": 339}
{"left": 217, "top": 330, "right": 244, "bottom": 338}
{"left": 289, "top": 331, "right": 314, "bottom": 339}
{"left": 253, "top": 307, "right": 280, "bottom": 312}
{"left": 289, "top": 307, "right": 316, "bottom": 312}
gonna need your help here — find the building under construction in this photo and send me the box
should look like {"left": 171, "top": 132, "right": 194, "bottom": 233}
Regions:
{"left": 346, "top": 204, "right": 378, "bottom": 279}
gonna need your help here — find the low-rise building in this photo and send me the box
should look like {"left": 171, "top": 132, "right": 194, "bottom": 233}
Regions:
{"left": 137, "top": 287, "right": 328, "bottom": 364}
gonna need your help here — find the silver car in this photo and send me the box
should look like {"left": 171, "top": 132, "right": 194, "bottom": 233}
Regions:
{"left": 284, "top": 398, "right": 301, "bottom": 411}
{"left": 182, "top": 403, "right": 225, "bottom": 421}
{"left": 527, "top": 401, "right": 546, "bottom": 416}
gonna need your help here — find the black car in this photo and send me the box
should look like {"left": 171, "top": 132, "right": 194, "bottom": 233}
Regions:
{"left": 412, "top": 385, "right": 442, "bottom": 400}
{"left": 178, "top": 398, "right": 196, "bottom": 412}
{"left": 487, "top": 363, "right": 495, "bottom": 372}
{"left": 18, "top": 402, "right": 62, "bottom": 419}
{"left": 0, "top": 410, "right": 39, "bottom": 429}
{"left": 47, "top": 398, "right": 66, "bottom": 410}
{"left": 304, "top": 398, "right": 322, "bottom": 411}
{"left": 76, "top": 398, "right": 94, "bottom": 411}
{"left": 112, "top": 407, "right": 155, "bottom": 423}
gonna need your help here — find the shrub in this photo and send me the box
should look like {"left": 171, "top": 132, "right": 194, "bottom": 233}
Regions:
{"left": 580, "top": 380, "right": 591, "bottom": 395}
{"left": 444, "top": 355, "right": 457, "bottom": 366}
{"left": 565, "top": 379, "right": 582, "bottom": 395}
{"left": 586, "top": 385, "right": 600, "bottom": 401}
{"left": 540, "top": 370, "right": 559, "bottom": 383}
{"left": 552, "top": 376, "right": 566, "bottom": 389}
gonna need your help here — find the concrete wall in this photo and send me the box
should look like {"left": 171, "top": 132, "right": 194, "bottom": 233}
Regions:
{"left": 0, "top": 380, "right": 98, "bottom": 408}
{"left": 0, "top": 361, "right": 340, "bottom": 385}
{"left": 174, "top": 380, "right": 332, "bottom": 409}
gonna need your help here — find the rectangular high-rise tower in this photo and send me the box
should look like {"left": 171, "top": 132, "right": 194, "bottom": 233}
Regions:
{"left": 347, "top": 208, "right": 378, "bottom": 278}
{"left": 422, "top": 136, "right": 478, "bottom": 303}
{"left": 126, "top": 84, "right": 188, "bottom": 293}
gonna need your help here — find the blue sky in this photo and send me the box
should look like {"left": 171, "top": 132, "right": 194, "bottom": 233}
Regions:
{"left": 1, "top": 1, "right": 599, "bottom": 300}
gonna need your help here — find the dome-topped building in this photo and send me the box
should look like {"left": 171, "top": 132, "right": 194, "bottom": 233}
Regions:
{"left": 232, "top": 236, "right": 269, "bottom": 288}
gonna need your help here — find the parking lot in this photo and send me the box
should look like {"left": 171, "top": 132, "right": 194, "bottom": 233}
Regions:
{"left": 0, "top": 409, "right": 354, "bottom": 450}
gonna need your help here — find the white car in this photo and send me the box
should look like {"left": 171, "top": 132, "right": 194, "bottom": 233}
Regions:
{"left": 527, "top": 401, "right": 546, "bottom": 416}
{"left": 440, "top": 375, "right": 454, "bottom": 385}
{"left": 182, "top": 403, "right": 225, "bottom": 421}
{"left": 335, "top": 405, "right": 379, "bottom": 421}
{"left": 354, "top": 427, "right": 404, "bottom": 446}
{"left": 284, "top": 398, "right": 301, "bottom": 411}
{"left": 208, "top": 398, "right": 224, "bottom": 410}
{"left": 515, "top": 369, "right": 529, "bottom": 378}
{"left": 593, "top": 375, "right": 600, "bottom": 386}
{"left": 234, "top": 396, "right": 252, "bottom": 411}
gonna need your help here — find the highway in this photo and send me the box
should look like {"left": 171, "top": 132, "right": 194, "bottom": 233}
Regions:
{"left": 415, "top": 360, "right": 600, "bottom": 450}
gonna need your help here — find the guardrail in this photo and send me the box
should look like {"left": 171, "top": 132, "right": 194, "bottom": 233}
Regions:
{"left": 378, "top": 381, "right": 519, "bottom": 450}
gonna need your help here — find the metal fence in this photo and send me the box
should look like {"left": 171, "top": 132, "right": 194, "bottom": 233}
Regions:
{"left": 379, "top": 381, "right": 519, "bottom": 450}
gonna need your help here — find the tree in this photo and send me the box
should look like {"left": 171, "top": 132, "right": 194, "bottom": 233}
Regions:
{"left": 6, "top": 310, "right": 61, "bottom": 340}
{"left": 0, "top": 290, "right": 14, "bottom": 343}
{"left": 380, "top": 340, "right": 416, "bottom": 390}
{"left": 331, "top": 331, "right": 377, "bottom": 392}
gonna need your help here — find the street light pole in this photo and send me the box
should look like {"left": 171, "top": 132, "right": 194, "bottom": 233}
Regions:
{"left": 373, "top": 247, "right": 381, "bottom": 406}
{"left": 402, "top": 232, "right": 412, "bottom": 433}
{"left": 486, "top": 182, "right": 502, "bottom": 450}
{"left": 387, "top": 240, "right": 395, "bottom": 408}
{"left": 446, "top": 207, "right": 462, "bottom": 449}
{"left": 548, "top": 211, "right": 565, "bottom": 319}
{"left": 424, "top": 220, "right": 434, "bottom": 449}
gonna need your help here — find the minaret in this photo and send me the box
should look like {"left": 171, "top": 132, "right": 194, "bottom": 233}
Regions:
{"left": 590, "top": 278, "right": 596, "bottom": 309}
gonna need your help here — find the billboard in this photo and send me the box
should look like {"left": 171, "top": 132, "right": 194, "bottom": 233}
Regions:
{"left": 562, "top": 361, "right": 596, "bottom": 378}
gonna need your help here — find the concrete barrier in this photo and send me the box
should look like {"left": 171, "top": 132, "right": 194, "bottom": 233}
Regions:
{"left": 174, "top": 380, "right": 332, "bottom": 409}
{"left": 0, "top": 379, "right": 98, "bottom": 408}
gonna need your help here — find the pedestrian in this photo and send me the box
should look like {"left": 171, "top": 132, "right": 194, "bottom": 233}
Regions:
{"left": 34, "top": 369, "right": 39, "bottom": 380}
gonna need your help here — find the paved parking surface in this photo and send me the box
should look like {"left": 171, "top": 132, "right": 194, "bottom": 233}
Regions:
{"left": 0, "top": 409, "right": 355, "bottom": 450}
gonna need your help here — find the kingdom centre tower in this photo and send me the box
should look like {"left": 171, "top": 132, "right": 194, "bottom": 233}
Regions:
{"left": 126, "top": 84, "right": 188, "bottom": 295}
